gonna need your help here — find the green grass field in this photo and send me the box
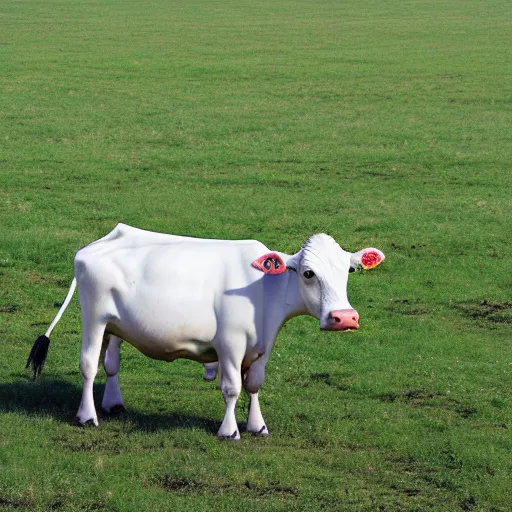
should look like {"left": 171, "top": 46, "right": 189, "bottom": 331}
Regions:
{"left": 1, "top": 0, "right": 511, "bottom": 510}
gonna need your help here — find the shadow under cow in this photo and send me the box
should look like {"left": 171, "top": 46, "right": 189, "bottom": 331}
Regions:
{"left": 0, "top": 375, "right": 218, "bottom": 435}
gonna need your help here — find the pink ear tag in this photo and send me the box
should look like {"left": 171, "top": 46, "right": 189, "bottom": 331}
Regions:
{"left": 360, "top": 249, "right": 385, "bottom": 270}
{"left": 251, "top": 252, "right": 287, "bottom": 275}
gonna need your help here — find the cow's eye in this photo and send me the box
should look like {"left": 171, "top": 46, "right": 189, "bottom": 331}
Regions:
{"left": 303, "top": 270, "right": 315, "bottom": 279}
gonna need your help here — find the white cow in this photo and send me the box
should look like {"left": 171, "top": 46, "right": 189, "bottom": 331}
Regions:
{"left": 27, "top": 223, "right": 384, "bottom": 439}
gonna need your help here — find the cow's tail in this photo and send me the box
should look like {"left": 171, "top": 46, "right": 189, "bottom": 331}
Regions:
{"left": 26, "top": 278, "right": 77, "bottom": 379}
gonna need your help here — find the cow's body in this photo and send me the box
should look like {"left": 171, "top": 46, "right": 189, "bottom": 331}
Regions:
{"left": 76, "top": 224, "right": 270, "bottom": 366}
{"left": 27, "top": 223, "right": 384, "bottom": 439}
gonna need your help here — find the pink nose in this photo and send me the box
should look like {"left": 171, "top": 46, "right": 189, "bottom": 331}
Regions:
{"left": 325, "top": 309, "right": 360, "bottom": 331}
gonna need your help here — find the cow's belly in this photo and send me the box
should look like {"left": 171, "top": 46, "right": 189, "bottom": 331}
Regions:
{"left": 106, "top": 294, "right": 219, "bottom": 363}
{"left": 106, "top": 321, "right": 219, "bottom": 363}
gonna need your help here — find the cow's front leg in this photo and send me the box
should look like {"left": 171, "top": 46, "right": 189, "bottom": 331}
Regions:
{"left": 244, "top": 357, "right": 269, "bottom": 436}
{"left": 216, "top": 347, "right": 244, "bottom": 440}
{"left": 101, "top": 335, "right": 125, "bottom": 413}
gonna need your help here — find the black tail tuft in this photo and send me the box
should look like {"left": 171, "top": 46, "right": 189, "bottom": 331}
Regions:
{"left": 26, "top": 335, "right": 50, "bottom": 379}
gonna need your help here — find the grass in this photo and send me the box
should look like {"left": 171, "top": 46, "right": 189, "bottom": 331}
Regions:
{"left": 1, "top": 0, "right": 512, "bottom": 510}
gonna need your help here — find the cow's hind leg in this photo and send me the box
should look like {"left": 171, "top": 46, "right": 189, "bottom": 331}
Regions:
{"left": 203, "top": 362, "right": 218, "bottom": 381}
{"left": 244, "top": 357, "right": 269, "bottom": 436}
{"left": 101, "top": 335, "right": 125, "bottom": 413}
{"left": 76, "top": 321, "right": 106, "bottom": 426}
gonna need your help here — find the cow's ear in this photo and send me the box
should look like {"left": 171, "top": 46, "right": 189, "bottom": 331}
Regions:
{"left": 252, "top": 252, "right": 287, "bottom": 275}
{"left": 350, "top": 248, "right": 385, "bottom": 271}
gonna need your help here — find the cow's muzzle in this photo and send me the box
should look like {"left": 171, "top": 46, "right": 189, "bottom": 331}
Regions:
{"left": 322, "top": 309, "right": 360, "bottom": 331}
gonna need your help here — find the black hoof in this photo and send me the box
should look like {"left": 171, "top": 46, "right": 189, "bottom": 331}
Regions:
{"left": 252, "top": 425, "right": 269, "bottom": 437}
{"left": 219, "top": 430, "right": 240, "bottom": 441}
{"left": 74, "top": 417, "right": 97, "bottom": 427}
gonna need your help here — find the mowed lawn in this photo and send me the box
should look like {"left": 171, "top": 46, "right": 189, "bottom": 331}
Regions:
{"left": 1, "top": 0, "right": 511, "bottom": 510}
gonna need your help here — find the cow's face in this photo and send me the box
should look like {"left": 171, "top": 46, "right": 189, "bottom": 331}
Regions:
{"left": 290, "top": 234, "right": 384, "bottom": 331}
{"left": 252, "top": 234, "right": 384, "bottom": 331}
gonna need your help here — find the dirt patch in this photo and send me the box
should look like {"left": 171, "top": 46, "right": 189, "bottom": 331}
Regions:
{"left": 389, "top": 485, "right": 421, "bottom": 497}
{"left": 157, "top": 475, "right": 298, "bottom": 498}
{"left": 362, "top": 170, "right": 394, "bottom": 179}
{"left": 54, "top": 435, "right": 123, "bottom": 455}
{"left": 0, "top": 497, "right": 32, "bottom": 509}
{"left": 161, "top": 476, "right": 205, "bottom": 493}
{"left": 377, "top": 389, "right": 477, "bottom": 418}
{"left": 244, "top": 480, "right": 299, "bottom": 497}
{"left": 379, "top": 389, "right": 439, "bottom": 402}
{"left": 455, "top": 300, "right": 512, "bottom": 326}
{"left": 460, "top": 496, "right": 477, "bottom": 511}
{"left": 386, "top": 299, "right": 430, "bottom": 316}
{"left": 0, "top": 304, "right": 19, "bottom": 314}
{"left": 390, "top": 456, "right": 433, "bottom": 475}
{"left": 79, "top": 501, "right": 109, "bottom": 511}
{"left": 311, "top": 372, "right": 349, "bottom": 392}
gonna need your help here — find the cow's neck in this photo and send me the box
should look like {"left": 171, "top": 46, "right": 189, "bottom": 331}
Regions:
{"left": 282, "top": 270, "right": 307, "bottom": 319}
{"left": 262, "top": 267, "right": 307, "bottom": 344}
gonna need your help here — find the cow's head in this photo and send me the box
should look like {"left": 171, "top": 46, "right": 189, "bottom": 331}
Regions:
{"left": 253, "top": 234, "right": 384, "bottom": 331}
